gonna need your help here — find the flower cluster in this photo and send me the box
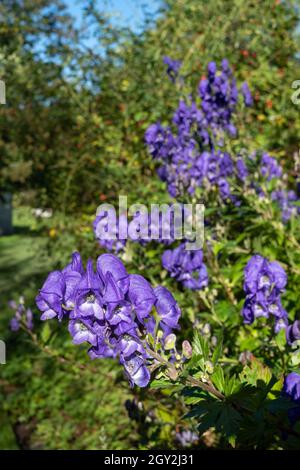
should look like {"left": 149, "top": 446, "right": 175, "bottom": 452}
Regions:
{"left": 9, "top": 297, "right": 33, "bottom": 331}
{"left": 198, "top": 59, "right": 239, "bottom": 137}
{"left": 271, "top": 189, "right": 300, "bottom": 223}
{"left": 242, "top": 255, "right": 288, "bottom": 332}
{"left": 145, "top": 59, "right": 252, "bottom": 200}
{"left": 162, "top": 242, "right": 208, "bottom": 290}
{"left": 36, "top": 252, "right": 181, "bottom": 387}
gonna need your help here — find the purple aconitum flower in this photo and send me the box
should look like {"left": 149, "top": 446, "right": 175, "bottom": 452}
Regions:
{"left": 286, "top": 320, "right": 300, "bottom": 346}
{"left": 163, "top": 56, "right": 181, "bottom": 82}
{"left": 36, "top": 270, "right": 65, "bottom": 321}
{"left": 145, "top": 60, "right": 251, "bottom": 201}
{"left": 9, "top": 297, "right": 34, "bottom": 331}
{"left": 162, "top": 243, "right": 208, "bottom": 290}
{"left": 260, "top": 153, "right": 282, "bottom": 181}
{"left": 176, "top": 430, "right": 199, "bottom": 448}
{"left": 241, "top": 82, "right": 253, "bottom": 107}
{"left": 271, "top": 189, "right": 300, "bottom": 223}
{"left": 283, "top": 373, "right": 300, "bottom": 403}
{"left": 236, "top": 158, "right": 249, "bottom": 180}
{"left": 36, "top": 252, "right": 182, "bottom": 388}
{"left": 154, "top": 286, "right": 181, "bottom": 336}
{"left": 242, "top": 255, "right": 288, "bottom": 332}
{"left": 198, "top": 60, "right": 239, "bottom": 136}
{"left": 282, "top": 372, "right": 300, "bottom": 425}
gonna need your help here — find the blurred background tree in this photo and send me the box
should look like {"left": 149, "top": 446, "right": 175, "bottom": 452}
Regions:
{"left": 1, "top": 0, "right": 299, "bottom": 212}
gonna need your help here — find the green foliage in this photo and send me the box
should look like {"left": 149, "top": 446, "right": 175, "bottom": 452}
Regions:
{"left": 1, "top": 0, "right": 300, "bottom": 451}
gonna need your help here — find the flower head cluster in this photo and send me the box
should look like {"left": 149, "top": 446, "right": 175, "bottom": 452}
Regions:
{"left": 271, "top": 189, "right": 300, "bottom": 223}
{"left": 36, "top": 252, "right": 181, "bottom": 387}
{"left": 242, "top": 255, "right": 288, "bottom": 332}
{"left": 145, "top": 60, "right": 252, "bottom": 200}
{"left": 162, "top": 243, "right": 208, "bottom": 290}
{"left": 198, "top": 59, "right": 239, "bottom": 137}
{"left": 9, "top": 297, "right": 33, "bottom": 331}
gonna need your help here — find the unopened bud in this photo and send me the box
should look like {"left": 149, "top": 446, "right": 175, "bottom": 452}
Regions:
{"left": 157, "top": 330, "right": 163, "bottom": 340}
{"left": 164, "top": 333, "right": 177, "bottom": 350}
{"left": 182, "top": 340, "right": 193, "bottom": 359}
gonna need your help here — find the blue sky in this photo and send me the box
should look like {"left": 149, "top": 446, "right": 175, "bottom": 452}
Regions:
{"left": 64, "top": 0, "right": 161, "bottom": 32}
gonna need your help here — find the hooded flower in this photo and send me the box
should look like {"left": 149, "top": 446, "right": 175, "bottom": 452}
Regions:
{"left": 36, "top": 271, "right": 65, "bottom": 320}
{"left": 97, "top": 254, "right": 129, "bottom": 295}
{"left": 286, "top": 320, "right": 300, "bottom": 345}
{"left": 74, "top": 260, "right": 104, "bottom": 319}
{"left": 128, "top": 274, "right": 156, "bottom": 323}
{"left": 283, "top": 373, "right": 300, "bottom": 403}
{"left": 154, "top": 286, "right": 181, "bottom": 336}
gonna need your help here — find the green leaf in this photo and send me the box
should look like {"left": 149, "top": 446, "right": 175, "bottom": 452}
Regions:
{"left": 240, "top": 358, "right": 272, "bottom": 387}
{"left": 193, "top": 332, "right": 209, "bottom": 362}
{"left": 212, "top": 335, "right": 223, "bottom": 365}
{"left": 211, "top": 366, "right": 225, "bottom": 393}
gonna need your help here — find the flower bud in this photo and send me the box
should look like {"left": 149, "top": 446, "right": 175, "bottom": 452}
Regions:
{"left": 164, "top": 333, "right": 177, "bottom": 350}
{"left": 182, "top": 340, "right": 193, "bottom": 359}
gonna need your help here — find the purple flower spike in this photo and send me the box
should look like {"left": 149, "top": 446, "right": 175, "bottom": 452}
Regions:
{"left": 241, "top": 82, "right": 253, "bottom": 107}
{"left": 36, "top": 251, "right": 182, "bottom": 389}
